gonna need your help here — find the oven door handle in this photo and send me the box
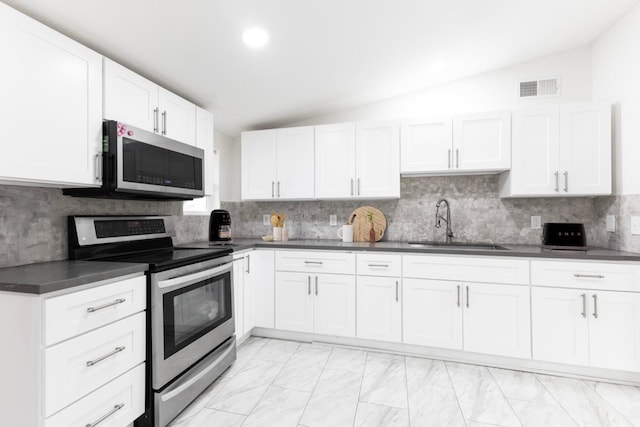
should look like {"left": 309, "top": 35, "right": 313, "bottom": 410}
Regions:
{"left": 157, "top": 263, "right": 232, "bottom": 289}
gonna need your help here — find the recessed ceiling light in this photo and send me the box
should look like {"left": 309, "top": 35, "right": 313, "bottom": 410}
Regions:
{"left": 243, "top": 28, "right": 269, "bottom": 48}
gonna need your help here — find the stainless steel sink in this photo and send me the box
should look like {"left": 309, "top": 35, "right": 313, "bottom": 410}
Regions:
{"left": 408, "top": 241, "right": 508, "bottom": 250}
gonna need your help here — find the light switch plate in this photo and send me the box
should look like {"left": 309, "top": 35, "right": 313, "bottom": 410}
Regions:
{"left": 329, "top": 215, "right": 337, "bottom": 226}
{"left": 531, "top": 216, "right": 542, "bottom": 230}
{"left": 632, "top": 217, "right": 640, "bottom": 235}
{"left": 606, "top": 215, "right": 616, "bottom": 233}
{"left": 263, "top": 214, "right": 270, "bottom": 226}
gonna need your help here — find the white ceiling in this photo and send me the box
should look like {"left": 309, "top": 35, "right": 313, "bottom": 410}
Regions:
{"left": 2, "top": 0, "right": 638, "bottom": 136}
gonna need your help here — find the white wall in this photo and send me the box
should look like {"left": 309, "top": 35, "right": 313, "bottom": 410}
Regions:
{"left": 593, "top": 2, "right": 640, "bottom": 196}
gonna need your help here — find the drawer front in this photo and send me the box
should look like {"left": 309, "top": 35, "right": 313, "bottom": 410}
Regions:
{"left": 45, "top": 363, "right": 145, "bottom": 427}
{"left": 357, "top": 253, "right": 401, "bottom": 277}
{"left": 403, "top": 255, "right": 529, "bottom": 285}
{"left": 45, "top": 312, "right": 146, "bottom": 416}
{"left": 531, "top": 260, "right": 640, "bottom": 292}
{"left": 275, "top": 250, "right": 355, "bottom": 274}
{"left": 45, "top": 275, "right": 146, "bottom": 346}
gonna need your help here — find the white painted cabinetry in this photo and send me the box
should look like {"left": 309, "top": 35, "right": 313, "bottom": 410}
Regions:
{"left": 355, "top": 121, "right": 400, "bottom": 198}
{"left": 196, "top": 107, "right": 215, "bottom": 196}
{"left": 0, "top": 3, "right": 102, "bottom": 188}
{"left": 234, "top": 250, "right": 275, "bottom": 342}
{"left": 103, "top": 58, "right": 196, "bottom": 145}
{"left": 241, "top": 127, "right": 315, "bottom": 200}
{"left": 315, "top": 123, "right": 357, "bottom": 198}
{"left": 400, "top": 117, "right": 453, "bottom": 173}
{"left": 500, "top": 102, "right": 611, "bottom": 197}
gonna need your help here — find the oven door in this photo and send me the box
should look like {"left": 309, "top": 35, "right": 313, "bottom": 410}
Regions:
{"left": 150, "top": 256, "right": 234, "bottom": 389}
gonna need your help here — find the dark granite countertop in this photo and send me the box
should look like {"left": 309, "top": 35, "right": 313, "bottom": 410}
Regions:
{"left": 179, "top": 239, "right": 640, "bottom": 262}
{"left": 0, "top": 260, "right": 148, "bottom": 295}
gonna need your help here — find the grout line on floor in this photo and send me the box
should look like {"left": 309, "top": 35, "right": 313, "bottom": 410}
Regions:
{"left": 295, "top": 342, "right": 334, "bottom": 426}
{"left": 444, "top": 360, "right": 469, "bottom": 427}
{"left": 487, "top": 365, "right": 525, "bottom": 427}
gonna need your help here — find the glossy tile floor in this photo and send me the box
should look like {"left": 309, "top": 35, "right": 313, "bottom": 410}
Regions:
{"left": 168, "top": 337, "right": 640, "bottom": 427}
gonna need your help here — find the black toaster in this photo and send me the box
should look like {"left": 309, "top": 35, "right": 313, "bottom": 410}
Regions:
{"left": 542, "top": 223, "right": 587, "bottom": 250}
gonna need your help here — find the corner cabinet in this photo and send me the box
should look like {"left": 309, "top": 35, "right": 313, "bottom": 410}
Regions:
{"left": 0, "top": 3, "right": 102, "bottom": 188}
{"left": 499, "top": 102, "right": 611, "bottom": 197}
{"left": 241, "top": 127, "right": 315, "bottom": 200}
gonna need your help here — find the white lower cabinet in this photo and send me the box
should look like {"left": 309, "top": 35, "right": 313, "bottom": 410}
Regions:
{"left": 275, "top": 272, "right": 315, "bottom": 333}
{"left": 356, "top": 276, "right": 402, "bottom": 342}
{"left": 234, "top": 250, "right": 275, "bottom": 340}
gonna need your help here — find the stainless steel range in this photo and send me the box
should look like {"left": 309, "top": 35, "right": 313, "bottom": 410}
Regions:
{"left": 68, "top": 216, "right": 236, "bottom": 427}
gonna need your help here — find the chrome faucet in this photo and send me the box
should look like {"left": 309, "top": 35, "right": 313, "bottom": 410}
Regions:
{"left": 435, "top": 199, "right": 454, "bottom": 244}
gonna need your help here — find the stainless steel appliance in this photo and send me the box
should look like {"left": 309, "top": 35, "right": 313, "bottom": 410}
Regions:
{"left": 542, "top": 222, "right": 587, "bottom": 250}
{"left": 64, "top": 121, "right": 205, "bottom": 200}
{"left": 209, "top": 209, "right": 232, "bottom": 244}
{"left": 68, "top": 216, "right": 235, "bottom": 427}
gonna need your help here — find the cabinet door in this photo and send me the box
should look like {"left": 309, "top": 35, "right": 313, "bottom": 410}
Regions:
{"left": 195, "top": 107, "right": 214, "bottom": 196}
{"left": 589, "top": 291, "right": 640, "bottom": 372}
{"left": 232, "top": 257, "right": 245, "bottom": 337}
{"left": 400, "top": 117, "right": 453, "bottom": 173}
{"left": 355, "top": 121, "right": 400, "bottom": 198}
{"left": 249, "top": 250, "right": 275, "bottom": 329}
{"left": 275, "top": 272, "right": 314, "bottom": 333}
{"left": 403, "top": 279, "right": 463, "bottom": 350}
{"left": 158, "top": 87, "right": 197, "bottom": 145}
{"left": 103, "top": 58, "right": 159, "bottom": 133}
{"left": 510, "top": 106, "right": 560, "bottom": 196}
{"left": 463, "top": 283, "right": 531, "bottom": 359}
{"left": 0, "top": 3, "right": 102, "bottom": 187}
{"left": 453, "top": 111, "right": 511, "bottom": 171}
{"left": 313, "top": 274, "right": 356, "bottom": 337}
{"left": 559, "top": 102, "right": 611, "bottom": 195}
{"left": 531, "top": 287, "right": 589, "bottom": 366}
{"left": 315, "top": 123, "right": 357, "bottom": 198}
{"left": 356, "top": 276, "right": 401, "bottom": 342}
{"left": 241, "top": 130, "right": 278, "bottom": 200}
{"left": 276, "top": 126, "right": 315, "bottom": 199}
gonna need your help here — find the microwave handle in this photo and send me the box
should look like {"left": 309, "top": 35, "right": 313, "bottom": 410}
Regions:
{"left": 162, "top": 111, "right": 167, "bottom": 135}
{"left": 157, "top": 262, "right": 231, "bottom": 289}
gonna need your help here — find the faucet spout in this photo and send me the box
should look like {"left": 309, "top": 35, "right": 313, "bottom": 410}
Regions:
{"left": 435, "top": 198, "right": 454, "bottom": 244}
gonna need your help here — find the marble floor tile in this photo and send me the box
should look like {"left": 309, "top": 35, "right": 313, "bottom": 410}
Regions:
{"left": 272, "top": 345, "right": 332, "bottom": 392}
{"left": 536, "top": 375, "right": 634, "bottom": 427}
{"left": 447, "top": 365, "right": 522, "bottom": 426}
{"left": 242, "top": 385, "right": 311, "bottom": 427}
{"left": 206, "top": 358, "right": 284, "bottom": 415}
{"left": 353, "top": 402, "right": 409, "bottom": 427}
{"left": 466, "top": 422, "right": 507, "bottom": 427}
{"left": 324, "top": 347, "right": 367, "bottom": 373}
{"left": 489, "top": 367, "right": 556, "bottom": 404}
{"left": 446, "top": 361, "right": 490, "bottom": 371}
{"left": 237, "top": 336, "right": 270, "bottom": 359}
{"left": 179, "top": 408, "right": 245, "bottom": 427}
{"left": 591, "top": 382, "right": 640, "bottom": 424}
{"left": 359, "top": 353, "right": 408, "bottom": 409}
{"left": 168, "top": 377, "right": 230, "bottom": 426}
{"left": 405, "top": 356, "right": 453, "bottom": 389}
{"left": 407, "top": 384, "right": 465, "bottom": 427}
{"left": 252, "top": 338, "right": 301, "bottom": 363}
{"left": 299, "top": 368, "right": 362, "bottom": 427}
{"left": 509, "top": 399, "right": 578, "bottom": 427}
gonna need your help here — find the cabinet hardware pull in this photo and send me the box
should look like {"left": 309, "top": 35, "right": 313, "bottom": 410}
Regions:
{"left": 85, "top": 403, "right": 125, "bottom": 427}
{"left": 246, "top": 255, "right": 250, "bottom": 274}
{"left": 564, "top": 171, "right": 568, "bottom": 192}
{"left": 574, "top": 274, "right": 604, "bottom": 279}
{"left": 153, "top": 108, "right": 159, "bottom": 133}
{"left": 554, "top": 171, "right": 559, "bottom": 192}
{"left": 277, "top": 181, "right": 281, "bottom": 198}
{"left": 581, "top": 293, "right": 587, "bottom": 318}
{"left": 86, "top": 346, "right": 125, "bottom": 367}
{"left": 304, "top": 260, "right": 323, "bottom": 265}
{"left": 315, "top": 276, "right": 318, "bottom": 296}
{"left": 86, "top": 298, "right": 126, "bottom": 313}
{"left": 161, "top": 111, "right": 167, "bottom": 135}
{"left": 395, "top": 281, "right": 399, "bottom": 302}
{"left": 351, "top": 178, "right": 354, "bottom": 196}
{"left": 357, "top": 178, "right": 361, "bottom": 195}
{"left": 368, "top": 264, "right": 389, "bottom": 268}
{"left": 466, "top": 286, "right": 470, "bottom": 308}
{"left": 457, "top": 285, "right": 461, "bottom": 307}
{"left": 593, "top": 294, "right": 598, "bottom": 319}
{"left": 456, "top": 149, "right": 459, "bottom": 168}
{"left": 95, "top": 153, "right": 102, "bottom": 182}
{"left": 448, "top": 149, "right": 452, "bottom": 169}
{"left": 308, "top": 276, "right": 311, "bottom": 295}
{"left": 272, "top": 181, "right": 275, "bottom": 198}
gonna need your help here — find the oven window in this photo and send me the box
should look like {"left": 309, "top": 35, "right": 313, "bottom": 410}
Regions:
{"left": 163, "top": 271, "right": 232, "bottom": 358}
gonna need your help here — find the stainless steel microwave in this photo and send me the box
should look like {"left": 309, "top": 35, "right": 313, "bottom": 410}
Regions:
{"left": 64, "top": 120, "right": 205, "bottom": 200}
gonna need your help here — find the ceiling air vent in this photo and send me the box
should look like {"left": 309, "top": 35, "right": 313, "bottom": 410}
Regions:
{"left": 518, "top": 77, "right": 560, "bottom": 99}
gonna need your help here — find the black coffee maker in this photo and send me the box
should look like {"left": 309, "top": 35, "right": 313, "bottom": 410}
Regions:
{"left": 209, "top": 209, "right": 232, "bottom": 244}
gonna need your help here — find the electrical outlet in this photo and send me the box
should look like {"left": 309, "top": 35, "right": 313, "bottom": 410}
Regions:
{"left": 263, "top": 214, "right": 270, "bottom": 226}
{"left": 606, "top": 215, "right": 616, "bottom": 233}
{"left": 329, "top": 215, "right": 337, "bottom": 226}
{"left": 531, "top": 216, "right": 542, "bottom": 230}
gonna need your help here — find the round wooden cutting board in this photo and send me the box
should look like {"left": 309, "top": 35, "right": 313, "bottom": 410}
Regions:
{"left": 348, "top": 206, "right": 387, "bottom": 242}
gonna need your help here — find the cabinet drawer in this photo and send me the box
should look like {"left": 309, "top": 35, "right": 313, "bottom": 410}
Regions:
{"left": 45, "top": 312, "right": 146, "bottom": 417}
{"left": 403, "top": 255, "right": 529, "bottom": 285}
{"left": 531, "top": 260, "right": 640, "bottom": 292}
{"left": 357, "top": 253, "right": 401, "bottom": 277}
{"left": 45, "top": 363, "right": 145, "bottom": 427}
{"left": 275, "top": 250, "right": 355, "bottom": 274}
{"left": 45, "top": 275, "right": 146, "bottom": 346}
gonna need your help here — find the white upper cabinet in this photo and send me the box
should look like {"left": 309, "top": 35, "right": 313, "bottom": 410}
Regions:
{"left": 103, "top": 58, "right": 196, "bottom": 146}
{"left": 0, "top": 3, "right": 102, "bottom": 187}
{"left": 195, "top": 107, "right": 214, "bottom": 196}
{"left": 401, "top": 117, "right": 453, "bottom": 173}
{"left": 499, "top": 102, "right": 611, "bottom": 197}
{"left": 315, "top": 123, "right": 357, "bottom": 198}
{"left": 355, "top": 121, "right": 401, "bottom": 198}
{"left": 241, "top": 127, "right": 314, "bottom": 200}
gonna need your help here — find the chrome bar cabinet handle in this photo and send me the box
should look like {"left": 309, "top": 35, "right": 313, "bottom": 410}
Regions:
{"left": 86, "top": 346, "right": 125, "bottom": 367}
{"left": 448, "top": 149, "right": 451, "bottom": 169}
{"left": 246, "top": 254, "right": 250, "bottom": 274}
{"left": 315, "top": 276, "right": 318, "bottom": 296}
{"left": 87, "top": 298, "right": 126, "bottom": 313}
{"left": 574, "top": 274, "right": 604, "bottom": 279}
{"left": 307, "top": 276, "right": 311, "bottom": 295}
{"left": 466, "top": 286, "right": 470, "bottom": 308}
{"left": 357, "top": 178, "right": 361, "bottom": 195}
{"left": 593, "top": 294, "right": 598, "bottom": 319}
{"left": 351, "top": 178, "right": 354, "bottom": 196}
{"left": 581, "top": 293, "right": 587, "bottom": 318}
{"left": 564, "top": 171, "right": 568, "bottom": 192}
{"left": 86, "top": 403, "right": 125, "bottom": 427}
{"left": 161, "top": 111, "right": 167, "bottom": 135}
{"left": 554, "top": 171, "right": 559, "bottom": 192}
{"left": 304, "top": 260, "right": 323, "bottom": 265}
{"left": 95, "top": 153, "right": 102, "bottom": 183}
{"left": 368, "top": 264, "right": 389, "bottom": 268}
{"left": 277, "top": 181, "right": 281, "bottom": 198}
{"left": 271, "top": 181, "right": 275, "bottom": 198}
{"left": 153, "top": 108, "right": 159, "bottom": 133}
{"left": 457, "top": 285, "right": 461, "bottom": 307}
{"left": 456, "top": 149, "right": 459, "bottom": 168}
{"left": 395, "top": 281, "right": 399, "bottom": 302}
